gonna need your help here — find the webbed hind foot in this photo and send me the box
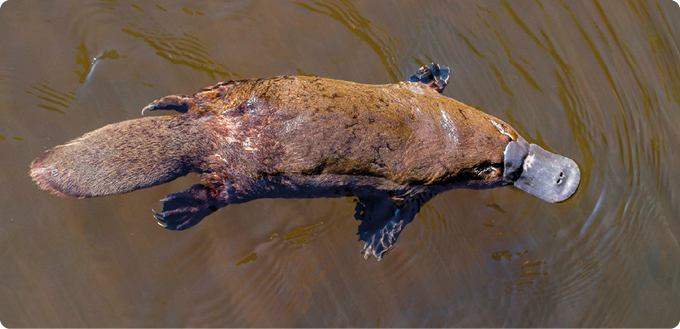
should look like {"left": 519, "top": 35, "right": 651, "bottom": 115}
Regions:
{"left": 142, "top": 94, "right": 193, "bottom": 114}
{"left": 154, "top": 184, "right": 223, "bottom": 230}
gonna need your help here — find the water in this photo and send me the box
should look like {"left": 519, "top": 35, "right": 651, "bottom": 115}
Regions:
{"left": 1, "top": 0, "right": 679, "bottom": 326}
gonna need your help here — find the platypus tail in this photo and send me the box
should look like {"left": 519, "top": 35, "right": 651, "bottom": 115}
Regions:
{"left": 30, "top": 115, "right": 211, "bottom": 198}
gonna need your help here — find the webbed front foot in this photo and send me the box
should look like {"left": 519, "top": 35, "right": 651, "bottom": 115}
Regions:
{"left": 355, "top": 191, "right": 436, "bottom": 260}
{"left": 410, "top": 63, "right": 450, "bottom": 93}
{"left": 154, "top": 184, "right": 223, "bottom": 230}
{"left": 360, "top": 215, "right": 406, "bottom": 260}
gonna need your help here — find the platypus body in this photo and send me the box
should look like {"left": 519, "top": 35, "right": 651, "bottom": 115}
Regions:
{"left": 30, "top": 64, "right": 580, "bottom": 259}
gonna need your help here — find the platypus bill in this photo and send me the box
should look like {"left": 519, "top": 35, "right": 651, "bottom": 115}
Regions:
{"left": 30, "top": 64, "right": 580, "bottom": 259}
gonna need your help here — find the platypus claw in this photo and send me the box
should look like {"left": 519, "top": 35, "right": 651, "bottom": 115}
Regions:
{"left": 153, "top": 206, "right": 213, "bottom": 230}
{"left": 153, "top": 184, "right": 222, "bottom": 230}
{"left": 410, "top": 63, "right": 450, "bottom": 93}
{"left": 141, "top": 95, "right": 192, "bottom": 115}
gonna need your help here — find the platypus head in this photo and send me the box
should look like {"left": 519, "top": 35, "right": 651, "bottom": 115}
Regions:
{"left": 503, "top": 137, "right": 580, "bottom": 203}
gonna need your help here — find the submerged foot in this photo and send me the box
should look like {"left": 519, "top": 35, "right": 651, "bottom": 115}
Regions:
{"left": 360, "top": 216, "right": 406, "bottom": 260}
{"left": 154, "top": 184, "right": 222, "bottom": 230}
{"left": 355, "top": 191, "right": 436, "bottom": 260}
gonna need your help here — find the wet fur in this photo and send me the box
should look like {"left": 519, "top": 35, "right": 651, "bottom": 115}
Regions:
{"left": 30, "top": 115, "right": 214, "bottom": 198}
{"left": 31, "top": 76, "right": 519, "bottom": 199}
{"left": 30, "top": 75, "right": 522, "bottom": 237}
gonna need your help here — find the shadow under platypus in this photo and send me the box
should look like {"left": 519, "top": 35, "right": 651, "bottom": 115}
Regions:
{"left": 30, "top": 64, "right": 580, "bottom": 259}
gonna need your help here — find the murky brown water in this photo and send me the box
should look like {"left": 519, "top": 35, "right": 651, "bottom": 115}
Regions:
{"left": 1, "top": 0, "right": 679, "bottom": 327}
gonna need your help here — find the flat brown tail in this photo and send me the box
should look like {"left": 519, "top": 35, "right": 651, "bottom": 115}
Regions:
{"left": 30, "top": 115, "right": 211, "bottom": 198}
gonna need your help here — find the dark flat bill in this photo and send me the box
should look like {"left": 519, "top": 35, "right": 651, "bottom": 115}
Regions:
{"left": 512, "top": 142, "right": 580, "bottom": 203}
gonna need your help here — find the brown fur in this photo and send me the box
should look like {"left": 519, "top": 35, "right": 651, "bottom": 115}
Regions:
{"left": 30, "top": 76, "right": 519, "bottom": 199}
{"left": 30, "top": 115, "right": 214, "bottom": 197}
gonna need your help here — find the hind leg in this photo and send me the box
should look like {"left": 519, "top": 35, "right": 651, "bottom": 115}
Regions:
{"left": 154, "top": 184, "right": 224, "bottom": 230}
{"left": 141, "top": 95, "right": 193, "bottom": 114}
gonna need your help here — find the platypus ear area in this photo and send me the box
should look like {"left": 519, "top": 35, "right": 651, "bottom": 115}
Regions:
{"left": 141, "top": 94, "right": 193, "bottom": 115}
{"left": 409, "top": 63, "right": 450, "bottom": 93}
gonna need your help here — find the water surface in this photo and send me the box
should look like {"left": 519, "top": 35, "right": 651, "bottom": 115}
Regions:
{"left": 0, "top": 0, "right": 679, "bottom": 327}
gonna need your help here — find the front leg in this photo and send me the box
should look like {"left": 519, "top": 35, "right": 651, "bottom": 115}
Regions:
{"left": 154, "top": 184, "right": 224, "bottom": 230}
{"left": 356, "top": 189, "right": 439, "bottom": 260}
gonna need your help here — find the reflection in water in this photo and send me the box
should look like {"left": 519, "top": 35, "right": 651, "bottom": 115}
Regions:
{"left": 26, "top": 43, "right": 120, "bottom": 114}
{"left": 486, "top": 202, "right": 507, "bottom": 214}
{"left": 295, "top": 0, "right": 404, "bottom": 82}
{"left": 235, "top": 252, "right": 258, "bottom": 266}
{"left": 130, "top": 3, "right": 143, "bottom": 12}
{"left": 3, "top": 0, "right": 680, "bottom": 326}
{"left": 458, "top": 33, "right": 487, "bottom": 60}
{"left": 478, "top": 0, "right": 596, "bottom": 192}
{"left": 76, "top": 43, "right": 121, "bottom": 84}
{"left": 427, "top": 2, "right": 676, "bottom": 325}
{"left": 589, "top": 0, "right": 672, "bottom": 190}
{"left": 534, "top": 0, "right": 552, "bottom": 24}
{"left": 180, "top": 8, "right": 204, "bottom": 16}
{"left": 121, "top": 21, "right": 238, "bottom": 79}
{"left": 98, "top": 0, "right": 117, "bottom": 11}
{"left": 492, "top": 253, "right": 550, "bottom": 296}
{"left": 74, "top": 43, "right": 92, "bottom": 84}
{"left": 464, "top": 5, "right": 546, "bottom": 104}
{"left": 417, "top": 203, "right": 450, "bottom": 233}
{"left": 503, "top": 109, "right": 558, "bottom": 154}
{"left": 157, "top": 180, "right": 462, "bottom": 260}
{"left": 476, "top": 4, "right": 500, "bottom": 21}
{"left": 492, "top": 250, "right": 513, "bottom": 262}
{"left": 488, "top": 63, "right": 514, "bottom": 97}
{"left": 284, "top": 222, "right": 324, "bottom": 246}
{"left": 295, "top": 68, "right": 317, "bottom": 77}
{"left": 25, "top": 80, "right": 77, "bottom": 114}
{"left": 493, "top": 30, "right": 544, "bottom": 94}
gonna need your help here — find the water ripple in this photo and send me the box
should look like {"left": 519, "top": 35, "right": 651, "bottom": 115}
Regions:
{"left": 295, "top": 0, "right": 404, "bottom": 82}
{"left": 121, "top": 21, "right": 238, "bottom": 79}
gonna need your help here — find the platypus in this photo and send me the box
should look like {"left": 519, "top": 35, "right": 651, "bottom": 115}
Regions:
{"left": 30, "top": 64, "right": 580, "bottom": 259}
